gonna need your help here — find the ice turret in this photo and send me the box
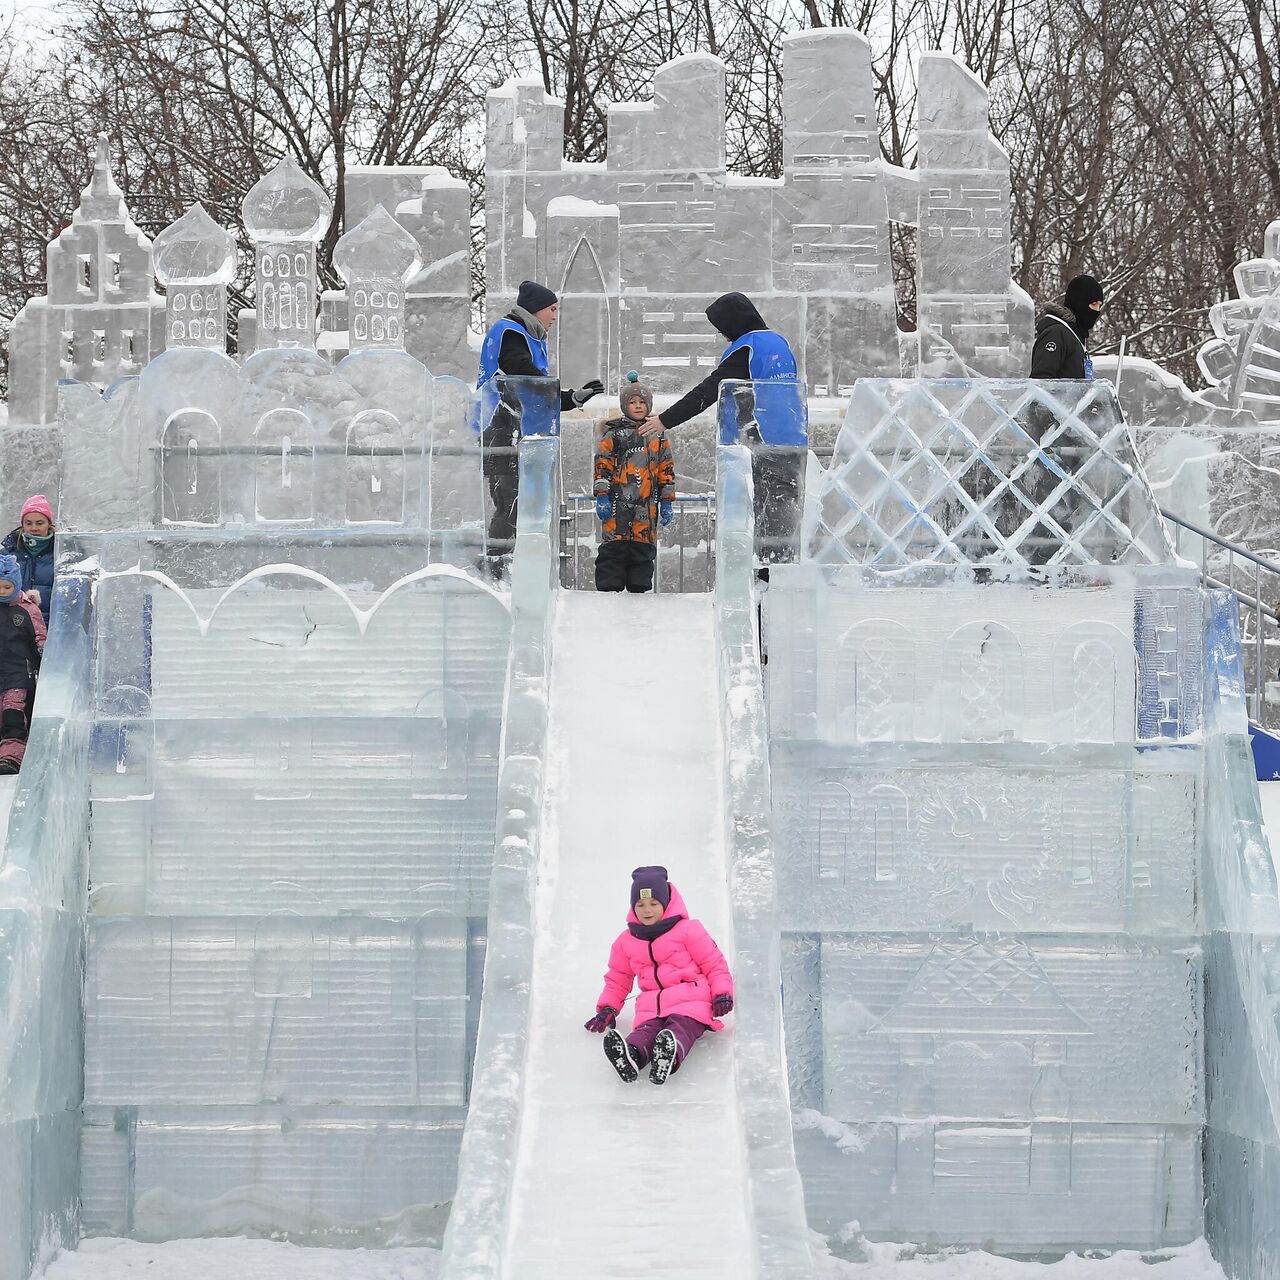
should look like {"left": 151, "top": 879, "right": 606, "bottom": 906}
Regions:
{"left": 333, "top": 205, "right": 421, "bottom": 351}
{"left": 242, "top": 156, "right": 332, "bottom": 350}
{"left": 152, "top": 204, "right": 237, "bottom": 350}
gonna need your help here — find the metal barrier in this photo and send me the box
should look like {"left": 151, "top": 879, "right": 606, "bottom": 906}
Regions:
{"left": 559, "top": 493, "right": 716, "bottom": 592}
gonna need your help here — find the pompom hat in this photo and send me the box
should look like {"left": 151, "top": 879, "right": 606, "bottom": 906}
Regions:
{"left": 619, "top": 369, "right": 654, "bottom": 414}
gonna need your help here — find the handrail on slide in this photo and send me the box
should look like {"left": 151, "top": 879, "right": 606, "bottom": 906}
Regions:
{"left": 1159, "top": 506, "right": 1280, "bottom": 723}
{"left": 442, "top": 438, "right": 813, "bottom": 1277}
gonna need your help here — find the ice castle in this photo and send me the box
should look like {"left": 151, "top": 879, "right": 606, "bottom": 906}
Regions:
{"left": 3, "top": 28, "right": 1280, "bottom": 1280}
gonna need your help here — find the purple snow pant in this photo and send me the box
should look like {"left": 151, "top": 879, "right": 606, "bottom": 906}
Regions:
{"left": 626, "top": 1014, "right": 708, "bottom": 1073}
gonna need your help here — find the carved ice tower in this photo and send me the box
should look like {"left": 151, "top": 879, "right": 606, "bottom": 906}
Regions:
{"left": 915, "top": 56, "right": 1033, "bottom": 376}
{"left": 242, "top": 156, "right": 332, "bottom": 352}
{"left": 8, "top": 137, "right": 165, "bottom": 424}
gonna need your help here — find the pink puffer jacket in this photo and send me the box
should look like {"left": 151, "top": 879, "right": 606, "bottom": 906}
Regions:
{"left": 596, "top": 884, "right": 734, "bottom": 1029}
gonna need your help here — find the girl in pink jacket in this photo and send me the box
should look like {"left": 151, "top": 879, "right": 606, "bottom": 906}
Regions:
{"left": 584, "top": 866, "right": 734, "bottom": 1085}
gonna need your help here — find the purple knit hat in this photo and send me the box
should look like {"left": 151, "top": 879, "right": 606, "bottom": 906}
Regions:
{"left": 631, "top": 865, "right": 671, "bottom": 910}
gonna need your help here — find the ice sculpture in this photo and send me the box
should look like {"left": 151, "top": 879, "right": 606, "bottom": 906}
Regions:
{"left": 322, "top": 166, "right": 473, "bottom": 377}
{"left": 769, "top": 378, "right": 1208, "bottom": 1254}
{"left": 915, "top": 58, "right": 1034, "bottom": 377}
{"left": 152, "top": 203, "right": 238, "bottom": 350}
{"left": 484, "top": 38, "right": 911, "bottom": 397}
{"left": 242, "top": 156, "right": 331, "bottom": 353}
{"left": 1197, "top": 217, "right": 1280, "bottom": 416}
{"left": 7, "top": 137, "right": 165, "bottom": 424}
{"left": 806, "top": 379, "right": 1173, "bottom": 566}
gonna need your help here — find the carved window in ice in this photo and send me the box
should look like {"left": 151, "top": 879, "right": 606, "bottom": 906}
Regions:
{"left": 867, "top": 783, "right": 906, "bottom": 882}
{"left": 92, "top": 683, "right": 154, "bottom": 801}
{"left": 78, "top": 253, "right": 93, "bottom": 293}
{"left": 832, "top": 619, "right": 913, "bottom": 741}
{"left": 556, "top": 235, "right": 611, "bottom": 388}
{"left": 254, "top": 408, "right": 314, "bottom": 522}
{"left": 161, "top": 408, "right": 222, "bottom": 526}
{"left": 947, "top": 620, "right": 1023, "bottom": 741}
{"left": 1053, "top": 625, "right": 1132, "bottom": 743}
{"left": 345, "top": 409, "right": 406, "bottom": 524}
{"left": 409, "top": 915, "right": 468, "bottom": 1103}
{"left": 412, "top": 689, "right": 470, "bottom": 799}
{"left": 812, "top": 779, "right": 852, "bottom": 884}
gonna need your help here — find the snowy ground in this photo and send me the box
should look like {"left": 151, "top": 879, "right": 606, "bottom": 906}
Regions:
{"left": 0, "top": 775, "right": 16, "bottom": 840}
{"left": 41, "top": 1235, "right": 1227, "bottom": 1278}
{"left": 41, "top": 1238, "right": 441, "bottom": 1279}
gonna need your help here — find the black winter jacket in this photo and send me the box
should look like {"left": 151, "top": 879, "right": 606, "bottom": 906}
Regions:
{"left": 658, "top": 293, "right": 767, "bottom": 431}
{"left": 0, "top": 599, "right": 42, "bottom": 691}
{"left": 1031, "top": 302, "right": 1091, "bottom": 379}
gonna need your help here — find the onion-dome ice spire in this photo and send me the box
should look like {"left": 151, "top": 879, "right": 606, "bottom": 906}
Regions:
{"left": 152, "top": 203, "right": 237, "bottom": 350}
{"left": 333, "top": 205, "right": 421, "bottom": 352}
{"left": 242, "top": 156, "right": 333, "bottom": 350}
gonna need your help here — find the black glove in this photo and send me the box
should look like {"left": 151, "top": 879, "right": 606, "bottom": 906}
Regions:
{"left": 712, "top": 994, "right": 734, "bottom": 1018}
{"left": 584, "top": 1006, "right": 618, "bottom": 1033}
{"left": 572, "top": 379, "right": 606, "bottom": 407}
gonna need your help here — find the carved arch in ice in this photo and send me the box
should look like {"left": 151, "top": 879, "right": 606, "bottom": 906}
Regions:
{"left": 254, "top": 407, "right": 315, "bottom": 523}
{"left": 830, "top": 618, "right": 915, "bottom": 742}
{"left": 160, "top": 408, "right": 222, "bottom": 527}
{"left": 1051, "top": 622, "right": 1135, "bottom": 743}
{"left": 944, "top": 620, "right": 1023, "bottom": 741}
{"left": 93, "top": 683, "right": 154, "bottom": 801}
{"left": 345, "top": 409, "right": 406, "bottom": 525}
{"left": 812, "top": 779, "right": 852, "bottom": 885}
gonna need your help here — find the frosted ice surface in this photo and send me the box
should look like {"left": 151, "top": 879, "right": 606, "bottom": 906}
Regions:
{"left": 501, "top": 593, "right": 752, "bottom": 1278}
{"left": 242, "top": 156, "right": 331, "bottom": 243}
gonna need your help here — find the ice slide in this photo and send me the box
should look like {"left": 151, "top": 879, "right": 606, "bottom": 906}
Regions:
{"left": 504, "top": 592, "right": 750, "bottom": 1277}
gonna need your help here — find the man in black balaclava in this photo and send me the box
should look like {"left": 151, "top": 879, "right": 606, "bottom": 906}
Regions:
{"left": 1031, "top": 274, "right": 1104, "bottom": 380}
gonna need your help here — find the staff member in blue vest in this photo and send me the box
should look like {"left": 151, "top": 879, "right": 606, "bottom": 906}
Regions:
{"left": 639, "top": 292, "right": 805, "bottom": 560}
{"left": 477, "top": 280, "right": 604, "bottom": 577}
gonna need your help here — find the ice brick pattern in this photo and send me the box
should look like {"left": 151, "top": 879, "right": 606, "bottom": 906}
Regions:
{"left": 773, "top": 465, "right": 1203, "bottom": 1250}
{"left": 79, "top": 572, "right": 509, "bottom": 1245}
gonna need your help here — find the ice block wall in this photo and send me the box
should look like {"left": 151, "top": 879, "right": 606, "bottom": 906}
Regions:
{"left": 1, "top": 167, "right": 516, "bottom": 1268}
{"left": 770, "top": 379, "right": 1205, "bottom": 1252}
{"left": 78, "top": 562, "right": 508, "bottom": 1243}
{"left": 0, "top": 573, "right": 94, "bottom": 1280}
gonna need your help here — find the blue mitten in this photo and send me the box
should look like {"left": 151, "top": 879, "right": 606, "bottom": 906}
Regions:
{"left": 595, "top": 495, "right": 612, "bottom": 522}
{"left": 659, "top": 500, "right": 673, "bottom": 527}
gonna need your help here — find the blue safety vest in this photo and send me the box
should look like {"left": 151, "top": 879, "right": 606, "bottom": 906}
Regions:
{"left": 722, "top": 330, "right": 805, "bottom": 446}
{"left": 477, "top": 318, "right": 549, "bottom": 388}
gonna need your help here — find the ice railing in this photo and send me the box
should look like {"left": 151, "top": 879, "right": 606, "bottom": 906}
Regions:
{"left": 0, "top": 570, "right": 94, "bottom": 1280}
{"left": 714, "top": 445, "right": 815, "bottom": 1277}
{"left": 441, "top": 437, "right": 560, "bottom": 1280}
{"left": 1200, "top": 589, "right": 1280, "bottom": 1278}
{"left": 805, "top": 379, "right": 1176, "bottom": 567}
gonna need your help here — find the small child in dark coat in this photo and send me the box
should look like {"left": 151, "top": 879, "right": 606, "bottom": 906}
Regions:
{"left": 0, "top": 553, "right": 46, "bottom": 774}
{"left": 594, "top": 373, "right": 675, "bottom": 594}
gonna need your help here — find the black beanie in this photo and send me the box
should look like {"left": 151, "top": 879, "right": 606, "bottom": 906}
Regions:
{"left": 631, "top": 865, "right": 671, "bottom": 910}
{"left": 1065, "top": 274, "right": 1104, "bottom": 314}
{"left": 516, "top": 280, "right": 557, "bottom": 313}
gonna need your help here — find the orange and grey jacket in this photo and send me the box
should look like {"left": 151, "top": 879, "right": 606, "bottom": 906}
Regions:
{"left": 593, "top": 418, "right": 676, "bottom": 545}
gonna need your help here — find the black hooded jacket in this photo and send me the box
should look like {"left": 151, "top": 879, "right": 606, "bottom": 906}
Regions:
{"left": 657, "top": 293, "right": 769, "bottom": 431}
{"left": 1031, "top": 302, "right": 1091, "bottom": 379}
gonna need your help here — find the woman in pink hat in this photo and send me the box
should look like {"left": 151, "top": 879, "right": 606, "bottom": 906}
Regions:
{"left": 2, "top": 495, "right": 56, "bottom": 629}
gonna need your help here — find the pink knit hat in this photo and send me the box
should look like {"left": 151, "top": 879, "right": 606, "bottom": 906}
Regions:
{"left": 20, "top": 495, "right": 54, "bottom": 526}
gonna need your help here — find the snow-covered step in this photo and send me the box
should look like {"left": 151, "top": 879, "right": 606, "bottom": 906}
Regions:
{"left": 501, "top": 592, "right": 750, "bottom": 1279}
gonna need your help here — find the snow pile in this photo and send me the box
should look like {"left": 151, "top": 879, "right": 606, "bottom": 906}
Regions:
{"left": 817, "top": 1236, "right": 1226, "bottom": 1278}
{"left": 42, "top": 1238, "right": 441, "bottom": 1280}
